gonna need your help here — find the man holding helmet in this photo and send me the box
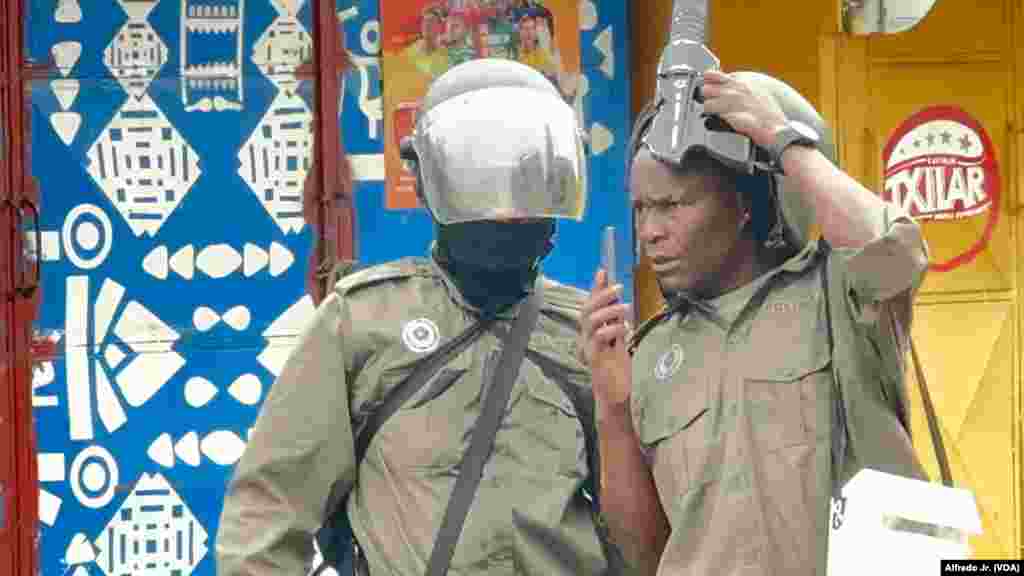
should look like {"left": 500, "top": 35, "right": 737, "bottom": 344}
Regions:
{"left": 216, "top": 59, "right": 621, "bottom": 575}
{"left": 579, "top": 17, "right": 930, "bottom": 576}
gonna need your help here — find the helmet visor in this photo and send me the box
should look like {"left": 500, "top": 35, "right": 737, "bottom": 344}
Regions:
{"left": 412, "top": 85, "right": 587, "bottom": 225}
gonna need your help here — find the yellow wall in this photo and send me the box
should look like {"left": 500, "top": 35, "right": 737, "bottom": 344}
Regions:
{"left": 630, "top": 0, "right": 1021, "bottom": 559}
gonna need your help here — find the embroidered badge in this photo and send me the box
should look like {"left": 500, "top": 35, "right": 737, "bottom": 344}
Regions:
{"left": 401, "top": 318, "right": 441, "bottom": 354}
{"left": 654, "top": 343, "right": 684, "bottom": 381}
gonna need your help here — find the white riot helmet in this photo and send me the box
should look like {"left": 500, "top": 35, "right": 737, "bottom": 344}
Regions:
{"left": 400, "top": 58, "right": 588, "bottom": 225}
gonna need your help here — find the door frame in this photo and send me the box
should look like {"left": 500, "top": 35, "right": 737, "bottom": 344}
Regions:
{"left": 1, "top": 0, "right": 38, "bottom": 574}
{"left": 0, "top": 1, "right": 356, "bottom": 573}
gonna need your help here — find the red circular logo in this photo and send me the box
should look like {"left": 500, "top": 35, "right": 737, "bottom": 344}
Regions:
{"left": 882, "top": 105, "right": 1000, "bottom": 272}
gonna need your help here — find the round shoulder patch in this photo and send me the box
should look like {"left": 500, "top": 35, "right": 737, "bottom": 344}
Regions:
{"left": 402, "top": 318, "right": 441, "bottom": 354}
{"left": 654, "top": 344, "right": 684, "bottom": 381}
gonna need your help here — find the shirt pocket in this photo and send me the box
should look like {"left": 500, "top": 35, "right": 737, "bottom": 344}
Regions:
{"left": 635, "top": 396, "right": 709, "bottom": 511}
{"left": 372, "top": 350, "right": 474, "bottom": 473}
{"left": 742, "top": 346, "right": 829, "bottom": 569}
{"left": 743, "top": 344, "right": 829, "bottom": 453}
{"left": 522, "top": 377, "right": 585, "bottom": 478}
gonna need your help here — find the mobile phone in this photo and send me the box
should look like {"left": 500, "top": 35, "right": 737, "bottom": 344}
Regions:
{"left": 602, "top": 226, "right": 617, "bottom": 291}
{"left": 601, "top": 226, "right": 622, "bottom": 346}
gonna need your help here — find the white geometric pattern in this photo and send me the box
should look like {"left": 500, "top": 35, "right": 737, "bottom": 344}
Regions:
{"left": 257, "top": 295, "right": 316, "bottom": 377}
{"left": 590, "top": 122, "right": 614, "bottom": 155}
{"left": 49, "top": 78, "right": 83, "bottom": 146}
{"left": 92, "top": 473, "right": 208, "bottom": 576}
{"left": 579, "top": 1, "right": 598, "bottom": 30}
{"left": 64, "top": 275, "right": 186, "bottom": 442}
{"left": 86, "top": 94, "right": 202, "bottom": 238}
{"left": 181, "top": 0, "right": 246, "bottom": 111}
{"left": 38, "top": 452, "right": 66, "bottom": 527}
{"left": 55, "top": 0, "right": 84, "bottom": 23}
{"left": 104, "top": 0, "right": 168, "bottom": 100}
{"left": 193, "top": 305, "right": 252, "bottom": 331}
{"left": 594, "top": 26, "right": 614, "bottom": 80}
{"left": 52, "top": 41, "right": 82, "bottom": 77}
{"left": 143, "top": 241, "right": 297, "bottom": 279}
{"left": 238, "top": 90, "right": 314, "bottom": 234}
{"left": 252, "top": 0, "right": 313, "bottom": 93}
{"left": 148, "top": 430, "right": 248, "bottom": 468}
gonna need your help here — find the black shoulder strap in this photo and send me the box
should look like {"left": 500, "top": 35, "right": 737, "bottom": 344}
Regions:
{"left": 521, "top": 347, "right": 625, "bottom": 575}
{"left": 312, "top": 311, "right": 496, "bottom": 576}
{"left": 819, "top": 242, "right": 847, "bottom": 499}
{"left": 425, "top": 285, "right": 543, "bottom": 576}
{"left": 819, "top": 241, "right": 952, "bottom": 493}
{"left": 354, "top": 315, "right": 496, "bottom": 465}
{"left": 892, "top": 300, "right": 953, "bottom": 487}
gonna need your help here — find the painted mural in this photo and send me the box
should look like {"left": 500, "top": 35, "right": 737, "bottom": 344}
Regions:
{"left": 23, "top": 0, "right": 631, "bottom": 574}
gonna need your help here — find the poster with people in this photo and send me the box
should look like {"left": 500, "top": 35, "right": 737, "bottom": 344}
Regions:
{"left": 381, "top": 0, "right": 581, "bottom": 209}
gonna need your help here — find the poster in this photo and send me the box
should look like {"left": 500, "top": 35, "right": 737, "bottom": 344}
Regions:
{"left": 381, "top": 0, "right": 582, "bottom": 210}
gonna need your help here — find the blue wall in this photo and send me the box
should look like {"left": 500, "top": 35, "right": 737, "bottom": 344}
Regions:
{"left": 24, "top": 1, "right": 631, "bottom": 574}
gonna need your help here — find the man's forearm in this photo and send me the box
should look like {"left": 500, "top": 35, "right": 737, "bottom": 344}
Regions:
{"left": 780, "top": 145, "right": 889, "bottom": 250}
{"left": 597, "top": 401, "right": 670, "bottom": 575}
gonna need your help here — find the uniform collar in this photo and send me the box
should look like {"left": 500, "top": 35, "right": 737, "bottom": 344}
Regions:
{"left": 633, "top": 241, "right": 823, "bottom": 351}
{"left": 680, "top": 239, "right": 823, "bottom": 330}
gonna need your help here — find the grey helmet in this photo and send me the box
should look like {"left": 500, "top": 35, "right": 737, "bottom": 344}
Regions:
{"left": 630, "top": 55, "right": 837, "bottom": 251}
{"left": 399, "top": 58, "right": 588, "bottom": 225}
{"left": 731, "top": 70, "right": 838, "bottom": 249}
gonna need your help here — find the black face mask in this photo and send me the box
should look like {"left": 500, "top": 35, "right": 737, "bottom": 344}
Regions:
{"left": 436, "top": 219, "right": 556, "bottom": 313}
{"left": 438, "top": 219, "right": 556, "bottom": 271}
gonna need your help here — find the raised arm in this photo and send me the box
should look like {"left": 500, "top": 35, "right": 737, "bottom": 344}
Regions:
{"left": 580, "top": 270, "right": 670, "bottom": 575}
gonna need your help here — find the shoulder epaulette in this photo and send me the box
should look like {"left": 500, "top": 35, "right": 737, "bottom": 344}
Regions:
{"left": 334, "top": 257, "right": 434, "bottom": 298}
{"left": 540, "top": 278, "right": 587, "bottom": 315}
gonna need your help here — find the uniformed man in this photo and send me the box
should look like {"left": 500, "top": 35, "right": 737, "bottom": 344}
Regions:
{"left": 216, "top": 58, "right": 620, "bottom": 575}
{"left": 579, "top": 58, "right": 931, "bottom": 575}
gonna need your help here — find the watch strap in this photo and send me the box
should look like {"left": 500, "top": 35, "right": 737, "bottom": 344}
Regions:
{"left": 768, "top": 123, "right": 816, "bottom": 173}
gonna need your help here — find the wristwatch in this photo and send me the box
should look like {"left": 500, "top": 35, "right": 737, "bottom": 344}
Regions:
{"left": 766, "top": 120, "right": 820, "bottom": 174}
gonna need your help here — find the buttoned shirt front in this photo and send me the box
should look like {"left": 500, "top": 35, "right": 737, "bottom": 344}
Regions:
{"left": 631, "top": 203, "right": 929, "bottom": 576}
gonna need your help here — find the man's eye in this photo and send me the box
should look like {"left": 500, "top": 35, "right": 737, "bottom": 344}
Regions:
{"left": 635, "top": 198, "right": 690, "bottom": 214}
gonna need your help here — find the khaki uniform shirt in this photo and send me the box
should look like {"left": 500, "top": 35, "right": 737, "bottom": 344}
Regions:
{"left": 216, "top": 253, "right": 615, "bottom": 575}
{"left": 631, "top": 203, "right": 929, "bottom": 576}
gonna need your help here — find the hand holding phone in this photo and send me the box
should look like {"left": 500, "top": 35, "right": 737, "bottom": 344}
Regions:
{"left": 580, "top": 228, "right": 632, "bottom": 410}
{"left": 601, "top": 226, "right": 622, "bottom": 346}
